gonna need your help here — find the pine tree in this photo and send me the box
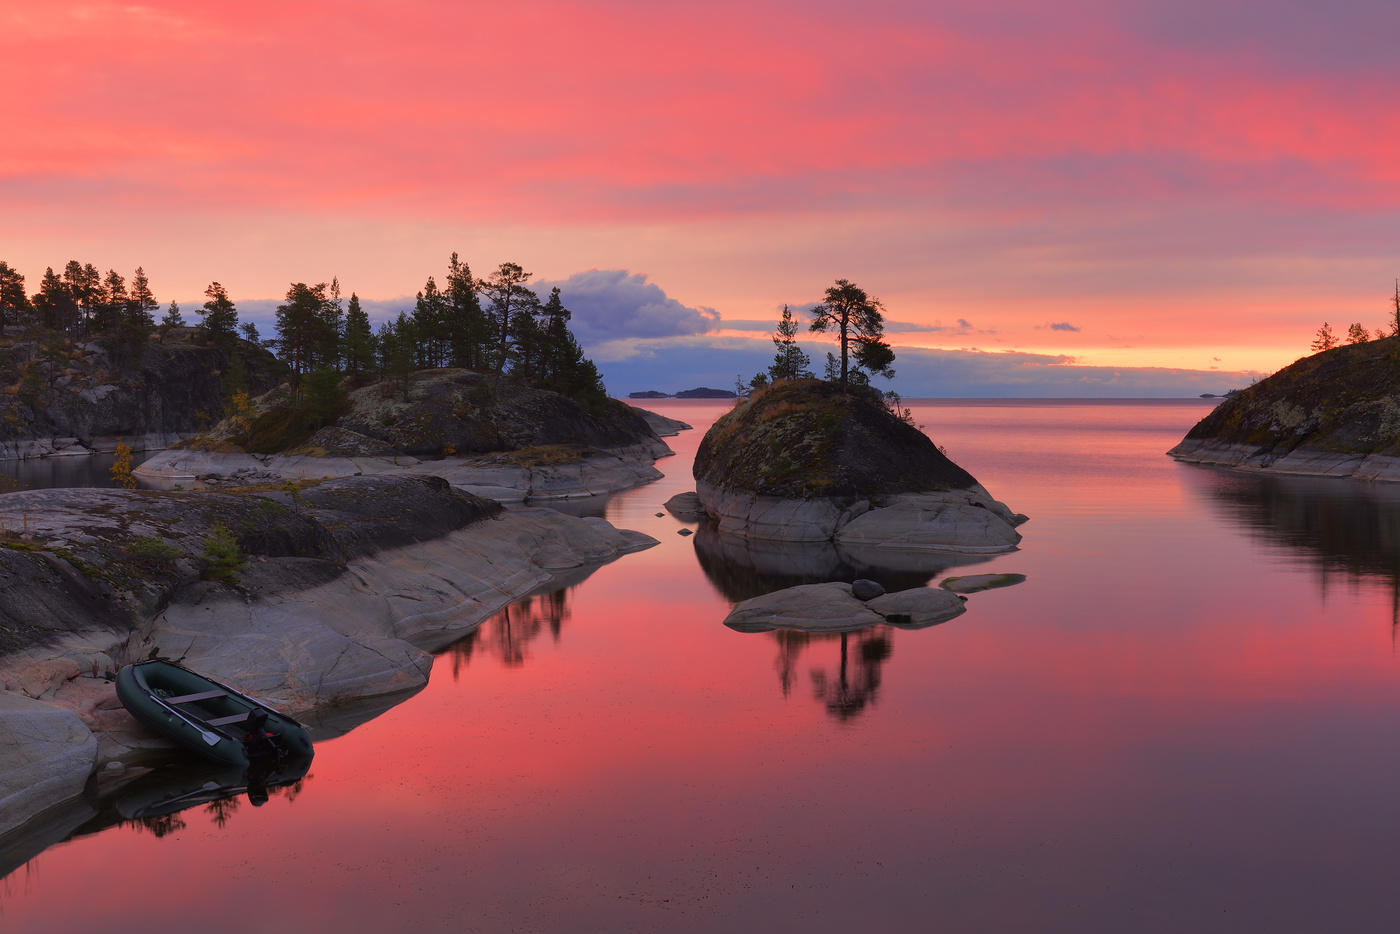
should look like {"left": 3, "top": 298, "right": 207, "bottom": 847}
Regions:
{"left": 445, "top": 252, "right": 487, "bottom": 370}
{"left": 0, "top": 261, "right": 31, "bottom": 327}
{"left": 60, "top": 261, "right": 102, "bottom": 336}
{"left": 342, "top": 293, "right": 377, "bottom": 381}
{"left": 199, "top": 282, "right": 240, "bottom": 348}
{"left": 412, "top": 277, "right": 449, "bottom": 368}
{"left": 768, "top": 304, "right": 813, "bottom": 382}
{"left": 1311, "top": 322, "right": 1338, "bottom": 353}
{"left": 378, "top": 312, "right": 416, "bottom": 399}
{"left": 274, "top": 282, "right": 341, "bottom": 398}
{"left": 127, "top": 267, "right": 158, "bottom": 330}
{"left": 97, "top": 269, "right": 127, "bottom": 332}
{"left": 161, "top": 301, "right": 185, "bottom": 328}
{"left": 479, "top": 262, "right": 533, "bottom": 374}
{"left": 31, "top": 267, "right": 72, "bottom": 331}
{"left": 1347, "top": 323, "right": 1371, "bottom": 344}
{"left": 809, "top": 280, "right": 894, "bottom": 391}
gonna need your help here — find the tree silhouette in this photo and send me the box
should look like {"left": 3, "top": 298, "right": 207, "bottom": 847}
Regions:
{"left": 809, "top": 279, "right": 894, "bottom": 391}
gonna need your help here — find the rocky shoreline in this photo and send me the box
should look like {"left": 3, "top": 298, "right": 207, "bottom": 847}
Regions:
{"left": 0, "top": 475, "right": 656, "bottom": 840}
{"left": 133, "top": 438, "right": 671, "bottom": 501}
{"left": 1167, "top": 438, "right": 1400, "bottom": 481}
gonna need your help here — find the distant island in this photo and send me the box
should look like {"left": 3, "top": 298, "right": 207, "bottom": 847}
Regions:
{"left": 628, "top": 387, "right": 738, "bottom": 399}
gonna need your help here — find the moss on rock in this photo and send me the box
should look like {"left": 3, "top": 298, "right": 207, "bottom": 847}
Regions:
{"left": 694, "top": 379, "right": 976, "bottom": 499}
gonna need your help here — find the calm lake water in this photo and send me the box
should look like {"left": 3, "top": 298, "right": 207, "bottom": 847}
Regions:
{"left": 5, "top": 399, "right": 1400, "bottom": 933}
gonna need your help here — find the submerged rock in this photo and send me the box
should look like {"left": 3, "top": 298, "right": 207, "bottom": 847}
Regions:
{"left": 723, "top": 582, "right": 965, "bottom": 634}
{"left": 692, "top": 379, "right": 1026, "bottom": 550}
{"left": 940, "top": 573, "right": 1027, "bottom": 593}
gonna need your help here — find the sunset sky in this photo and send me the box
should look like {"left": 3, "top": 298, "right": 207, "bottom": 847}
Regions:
{"left": 4, "top": 0, "right": 1400, "bottom": 394}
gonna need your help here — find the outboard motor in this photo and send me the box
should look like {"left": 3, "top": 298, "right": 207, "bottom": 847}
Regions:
{"left": 242, "top": 708, "right": 280, "bottom": 761}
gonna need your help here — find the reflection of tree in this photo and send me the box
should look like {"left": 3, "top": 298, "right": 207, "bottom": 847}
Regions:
{"left": 771, "top": 627, "right": 895, "bottom": 722}
{"left": 1188, "top": 469, "right": 1400, "bottom": 616}
{"left": 128, "top": 814, "right": 186, "bottom": 838}
{"left": 205, "top": 797, "right": 239, "bottom": 829}
{"left": 445, "top": 589, "right": 571, "bottom": 678}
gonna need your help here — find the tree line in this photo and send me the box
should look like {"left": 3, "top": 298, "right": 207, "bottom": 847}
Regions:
{"left": 0, "top": 254, "right": 608, "bottom": 408}
{"left": 1310, "top": 282, "right": 1400, "bottom": 353}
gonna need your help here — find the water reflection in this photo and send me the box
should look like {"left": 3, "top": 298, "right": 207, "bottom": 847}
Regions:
{"left": 0, "top": 754, "right": 312, "bottom": 880}
{"left": 1186, "top": 468, "right": 1400, "bottom": 599}
{"left": 444, "top": 589, "right": 571, "bottom": 676}
{"left": 693, "top": 522, "right": 993, "bottom": 602}
{"left": 0, "top": 449, "right": 155, "bottom": 491}
{"left": 774, "top": 628, "right": 895, "bottom": 722}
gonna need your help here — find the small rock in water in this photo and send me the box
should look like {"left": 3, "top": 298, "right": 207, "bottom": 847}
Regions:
{"left": 851, "top": 579, "right": 886, "bottom": 600}
{"left": 655, "top": 512, "right": 665, "bottom": 517}
{"left": 104, "top": 760, "right": 125, "bottom": 773}
{"left": 678, "top": 528, "right": 693, "bottom": 537}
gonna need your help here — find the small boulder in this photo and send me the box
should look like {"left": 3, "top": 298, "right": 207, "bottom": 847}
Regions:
{"left": 851, "top": 579, "right": 886, "bottom": 600}
{"left": 664, "top": 491, "right": 708, "bottom": 521}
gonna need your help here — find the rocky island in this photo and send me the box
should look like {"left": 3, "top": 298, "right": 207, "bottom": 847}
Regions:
{"left": 1169, "top": 337, "right": 1400, "bottom": 480}
{"left": 135, "top": 370, "right": 674, "bottom": 501}
{"left": 683, "top": 378, "right": 1026, "bottom": 551}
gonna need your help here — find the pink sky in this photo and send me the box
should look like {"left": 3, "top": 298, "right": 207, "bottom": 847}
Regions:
{"left": 4, "top": 0, "right": 1400, "bottom": 387}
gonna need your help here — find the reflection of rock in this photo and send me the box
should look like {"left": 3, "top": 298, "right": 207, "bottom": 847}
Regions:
{"left": 1188, "top": 469, "right": 1400, "bottom": 590}
{"left": 693, "top": 379, "right": 1025, "bottom": 550}
{"left": 723, "top": 582, "right": 965, "bottom": 634}
{"left": 694, "top": 521, "right": 992, "bottom": 602}
{"left": 941, "top": 573, "right": 1027, "bottom": 593}
{"left": 2, "top": 752, "right": 313, "bottom": 877}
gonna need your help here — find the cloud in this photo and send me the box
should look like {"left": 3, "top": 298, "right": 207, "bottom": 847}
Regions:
{"left": 204, "top": 294, "right": 417, "bottom": 337}
{"left": 595, "top": 334, "right": 1262, "bottom": 398}
{"left": 1042, "top": 322, "right": 1081, "bottom": 332}
{"left": 533, "top": 269, "right": 720, "bottom": 343}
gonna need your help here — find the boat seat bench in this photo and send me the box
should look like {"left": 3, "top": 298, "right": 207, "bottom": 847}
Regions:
{"left": 205, "top": 712, "right": 250, "bottom": 727}
{"left": 165, "top": 690, "right": 227, "bottom": 704}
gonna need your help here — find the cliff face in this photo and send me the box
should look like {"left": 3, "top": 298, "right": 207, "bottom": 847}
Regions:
{"left": 1170, "top": 338, "right": 1400, "bottom": 480}
{"left": 0, "top": 326, "right": 278, "bottom": 457}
